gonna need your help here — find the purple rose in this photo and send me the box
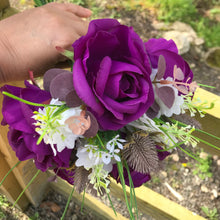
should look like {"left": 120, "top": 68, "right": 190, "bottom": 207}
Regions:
{"left": 72, "top": 19, "right": 154, "bottom": 130}
{"left": 145, "top": 38, "right": 193, "bottom": 83}
{"left": 145, "top": 38, "right": 194, "bottom": 117}
{"left": 1, "top": 81, "right": 72, "bottom": 171}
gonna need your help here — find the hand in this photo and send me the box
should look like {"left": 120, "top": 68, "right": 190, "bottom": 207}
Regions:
{"left": 0, "top": 3, "right": 91, "bottom": 83}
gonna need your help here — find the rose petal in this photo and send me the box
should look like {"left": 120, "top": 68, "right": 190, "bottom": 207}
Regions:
{"left": 95, "top": 56, "right": 112, "bottom": 97}
{"left": 145, "top": 38, "right": 178, "bottom": 68}
{"left": 73, "top": 60, "right": 104, "bottom": 116}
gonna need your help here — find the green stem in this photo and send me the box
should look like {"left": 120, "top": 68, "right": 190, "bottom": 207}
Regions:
{"left": 157, "top": 141, "right": 186, "bottom": 152}
{"left": 107, "top": 192, "right": 117, "bottom": 216}
{"left": 195, "top": 128, "right": 220, "bottom": 141}
{"left": 197, "top": 83, "right": 216, "bottom": 89}
{"left": 0, "top": 161, "right": 21, "bottom": 187}
{"left": 96, "top": 133, "right": 105, "bottom": 150}
{"left": 2, "top": 91, "right": 61, "bottom": 107}
{"left": 61, "top": 186, "right": 75, "bottom": 220}
{"left": 117, "top": 162, "right": 134, "bottom": 220}
{"left": 12, "top": 170, "right": 40, "bottom": 208}
{"left": 170, "top": 118, "right": 220, "bottom": 145}
{"left": 192, "top": 136, "right": 220, "bottom": 151}
{"left": 178, "top": 145, "right": 200, "bottom": 162}
{"left": 81, "top": 188, "right": 86, "bottom": 213}
{"left": 124, "top": 161, "right": 138, "bottom": 219}
{"left": 159, "top": 126, "right": 200, "bottom": 162}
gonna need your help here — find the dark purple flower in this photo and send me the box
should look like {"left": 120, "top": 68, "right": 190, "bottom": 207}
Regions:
{"left": 54, "top": 168, "right": 74, "bottom": 185}
{"left": 145, "top": 38, "right": 194, "bottom": 117}
{"left": 111, "top": 164, "right": 151, "bottom": 188}
{"left": 145, "top": 38, "right": 193, "bottom": 82}
{"left": 0, "top": 81, "right": 72, "bottom": 171}
{"left": 72, "top": 19, "right": 154, "bottom": 130}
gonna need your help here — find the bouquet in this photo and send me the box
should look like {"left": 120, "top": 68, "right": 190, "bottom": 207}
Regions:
{"left": 1, "top": 19, "right": 219, "bottom": 219}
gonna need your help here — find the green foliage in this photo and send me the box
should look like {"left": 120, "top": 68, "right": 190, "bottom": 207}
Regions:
{"left": 0, "top": 210, "right": 6, "bottom": 219}
{"left": 0, "top": 194, "right": 9, "bottom": 207}
{"left": 29, "top": 212, "right": 40, "bottom": 220}
{"left": 33, "top": 0, "right": 54, "bottom": 7}
{"left": 148, "top": 0, "right": 198, "bottom": 23}
{"left": 67, "top": 0, "right": 85, "bottom": 5}
{"left": 193, "top": 153, "right": 213, "bottom": 179}
{"left": 0, "top": 195, "right": 8, "bottom": 219}
{"left": 87, "top": 130, "right": 118, "bottom": 150}
{"left": 201, "top": 206, "right": 219, "bottom": 220}
{"left": 191, "top": 18, "right": 220, "bottom": 48}
{"left": 146, "top": 0, "right": 220, "bottom": 47}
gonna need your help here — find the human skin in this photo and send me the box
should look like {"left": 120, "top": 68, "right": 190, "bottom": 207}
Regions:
{"left": 0, "top": 3, "right": 91, "bottom": 83}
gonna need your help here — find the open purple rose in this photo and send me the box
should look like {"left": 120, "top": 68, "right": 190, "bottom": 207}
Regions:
{"left": 145, "top": 38, "right": 193, "bottom": 83}
{"left": 72, "top": 19, "right": 154, "bottom": 130}
{"left": 0, "top": 81, "right": 72, "bottom": 172}
{"left": 145, "top": 38, "right": 194, "bottom": 118}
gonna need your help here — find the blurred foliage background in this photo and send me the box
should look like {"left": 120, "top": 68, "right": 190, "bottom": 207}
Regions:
{"left": 12, "top": 0, "right": 220, "bottom": 48}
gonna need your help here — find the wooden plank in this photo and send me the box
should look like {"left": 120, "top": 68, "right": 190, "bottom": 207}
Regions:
{"left": 193, "top": 88, "right": 220, "bottom": 119}
{"left": 49, "top": 174, "right": 128, "bottom": 220}
{"left": 0, "top": 152, "right": 29, "bottom": 210}
{"left": 193, "top": 88, "right": 220, "bottom": 156}
{"left": 110, "top": 179, "right": 206, "bottom": 220}
{"left": 0, "top": 81, "right": 49, "bottom": 208}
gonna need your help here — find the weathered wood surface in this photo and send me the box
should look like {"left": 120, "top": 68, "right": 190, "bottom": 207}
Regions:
{"left": 49, "top": 173, "right": 127, "bottom": 220}
{"left": 110, "top": 179, "right": 206, "bottom": 220}
{"left": 48, "top": 175, "right": 206, "bottom": 220}
{"left": 193, "top": 88, "right": 220, "bottom": 156}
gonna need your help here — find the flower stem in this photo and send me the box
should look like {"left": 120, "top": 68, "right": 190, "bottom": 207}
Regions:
{"left": 96, "top": 133, "right": 105, "bottom": 150}
{"left": 107, "top": 192, "right": 117, "bottom": 216}
{"left": 2, "top": 91, "right": 61, "bottom": 107}
{"left": 61, "top": 186, "right": 75, "bottom": 220}
{"left": 117, "top": 162, "right": 134, "bottom": 220}
{"left": 81, "top": 188, "right": 86, "bottom": 213}
{"left": 197, "top": 83, "right": 216, "bottom": 89}
{"left": 0, "top": 161, "right": 21, "bottom": 187}
{"left": 12, "top": 170, "right": 40, "bottom": 208}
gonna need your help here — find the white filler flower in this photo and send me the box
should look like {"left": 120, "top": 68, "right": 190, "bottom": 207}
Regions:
{"left": 33, "top": 99, "right": 84, "bottom": 155}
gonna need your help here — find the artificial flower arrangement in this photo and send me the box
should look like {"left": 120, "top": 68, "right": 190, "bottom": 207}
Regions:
{"left": 1, "top": 19, "right": 219, "bottom": 219}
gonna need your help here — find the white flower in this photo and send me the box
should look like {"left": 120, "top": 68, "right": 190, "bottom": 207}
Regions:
{"left": 129, "top": 115, "right": 176, "bottom": 152}
{"left": 129, "top": 114, "right": 162, "bottom": 133}
{"left": 33, "top": 98, "right": 83, "bottom": 155}
{"left": 75, "top": 145, "right": 113, "bottom": 172}
{"left": 154, "top": 77, "right": 184, "bottom": 118}
{"left": 105, "top": 135, "right": 125, "bottom": 162}
{"left": 88, "top": 164, "right": 110, "bottom": 195}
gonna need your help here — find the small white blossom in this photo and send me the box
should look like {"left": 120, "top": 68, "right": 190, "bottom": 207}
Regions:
{"left": 129, "top": 115, "right": 176, "bottom": 152}
{"left": 75, "top": 145, "right": 113, "bottom": 172}
{"left": 106, "top": 135, "right": 125, "bottom": 162}
{"left": 88, "top": 164, "right": 110, "bottom": 196}
{"left": 32, "top": 98, "right": 83, "bottom": 155}
{"left": 154, "top": 77, "right": 184, "bottom": 118}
